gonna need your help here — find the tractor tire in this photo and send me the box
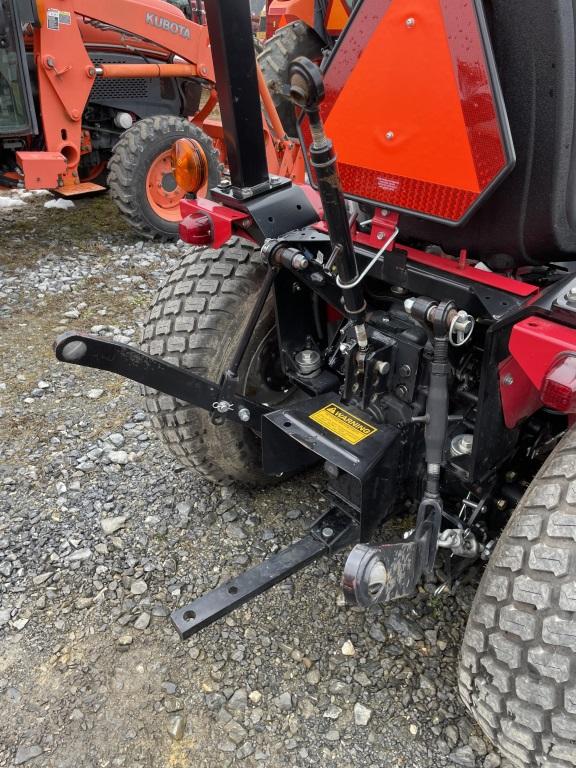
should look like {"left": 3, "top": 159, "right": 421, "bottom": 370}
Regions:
{"left": 108, "top": 116, "right": 220, "bottom": 241}
{"left": 458, "top": 425, "right": 576, "bottom": 767}
{"left": 258, "top": 21, "right": 325, "bottom": 138}
{"left": 141, "top": 239, "right": 291, "bottom": 486}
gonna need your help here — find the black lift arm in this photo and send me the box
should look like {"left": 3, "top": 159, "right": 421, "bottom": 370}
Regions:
{"left": 54, "top": 332, "right": 270, "bottom": 429}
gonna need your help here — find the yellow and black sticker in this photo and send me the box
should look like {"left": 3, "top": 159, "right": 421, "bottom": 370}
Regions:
{"left": 309, "top": 403, "right": 377, "bottom": 445}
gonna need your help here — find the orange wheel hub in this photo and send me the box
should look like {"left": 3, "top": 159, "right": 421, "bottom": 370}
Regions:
{"left": 146, "top": 150, "right": 186, "bottom": 221}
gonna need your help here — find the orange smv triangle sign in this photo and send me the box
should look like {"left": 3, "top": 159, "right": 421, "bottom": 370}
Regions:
{"left": 325, "top": 0, "right": 480, "bottom": 193}
{"left": 326, "top": 0, "right": 348, "bottom": 32}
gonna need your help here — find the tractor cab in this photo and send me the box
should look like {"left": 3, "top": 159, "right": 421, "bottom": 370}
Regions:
{"left": 0, "top": 0, "right": 37, "bottom": 138}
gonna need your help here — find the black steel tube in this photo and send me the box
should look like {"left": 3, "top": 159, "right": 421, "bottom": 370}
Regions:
{"left": 204, "top": 0, "right": 269, "bottom": 190}
{"left": 309, "top": 130, "right": 365, "bottom": 318}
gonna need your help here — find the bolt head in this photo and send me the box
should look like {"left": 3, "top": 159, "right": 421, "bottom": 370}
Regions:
{"left": 502, "top": 373, "right": 514, "bottom": 386}
{"left": 376, "top": 231, "right": 385, "bottom": 241}
{"left": 406, "top": 17, "right": 416, "bottom": 27}
{"left": 386, "top": 131, "right": 395, "bottom": 141}
{"left": 238, "top": 407, "right": 251, "bottom": 423}
{"left": 322, "top": 527, "right": 334, "bottom": 539}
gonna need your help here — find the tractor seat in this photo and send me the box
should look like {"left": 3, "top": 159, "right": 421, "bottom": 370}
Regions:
{"left": 401, "top": 0, "right": 576, "bottom": 267}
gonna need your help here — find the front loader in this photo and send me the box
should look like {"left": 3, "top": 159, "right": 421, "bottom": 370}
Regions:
{"left": 0, "top": 0, "right": 301, "bottom": 238}
{"left": 56, "top": 0, "right": 576, "bottom": 765}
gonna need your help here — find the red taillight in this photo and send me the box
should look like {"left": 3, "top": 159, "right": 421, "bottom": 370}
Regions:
{"left": 541, "top": 355, "right": 576, "bottom": 413}
{"left": 179, "top": 212, "right": 213, "bottom": 245}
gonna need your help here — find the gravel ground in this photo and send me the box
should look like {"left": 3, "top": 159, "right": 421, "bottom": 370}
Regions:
{"left": 0, "top": 190, "right": 507, "bottom": 768}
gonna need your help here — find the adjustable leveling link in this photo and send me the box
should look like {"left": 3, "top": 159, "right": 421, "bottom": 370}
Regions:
{"left": 289, "top": 57, "right": 368, "bottom": 351}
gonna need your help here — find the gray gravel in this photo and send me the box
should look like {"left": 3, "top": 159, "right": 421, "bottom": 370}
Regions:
{"left": 0, "top": 191, "right": 507, "bottom": 767}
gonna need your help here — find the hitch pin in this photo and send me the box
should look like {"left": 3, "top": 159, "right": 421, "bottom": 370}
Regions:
{"left": 213, "top": 400, "right": 234, "bottom": 413}
{"left": 336, "top": 227, "right": 399, "bottom": 290}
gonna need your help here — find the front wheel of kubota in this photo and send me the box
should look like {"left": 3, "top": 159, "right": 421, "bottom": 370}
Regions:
{"left": 141, "top": 239, "right": 295, "bottom": 486}
{"left": 459, "top": 425, "right": 576, "bottom": 767}
{"left": 108, "top": 115, "right": 221, "bottom": 241}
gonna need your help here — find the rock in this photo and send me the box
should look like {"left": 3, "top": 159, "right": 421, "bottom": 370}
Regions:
{"left": 100, "top": 516, "right": 127, "bottom": 535}
{"left": 354, "top": 703, "right": 372, "bottom": 726}
{"left": 225, "top": 719, "right": 248, "bottom": 745}
{"left": 0, "top": 561, "right": 12, "bottom": 577}
{"left": 325, "top": 730, "right": 340, "bottom": 742}
{"left": 249, "top": 690, "right": 262, "bottom": 704}
{"left": 0, "top": 608, "right": 11, "bottom": 626}
{"left": 164, "top": 698, "right": 183, "bottom": 713}
{"left": 108, "top": 433, "right": 125, "bottom": 447}
{"left": 323, "top": 705, "right": 342, "bottom": 720}
{"left": 483, "top": 754, "right": 501, "bottom": 768}
{"left": 134, "top": 612, "right": 150, "bottom": 630}
{"left": 167, "top": 715, "right": 186, "bottom": 741}
{"left": 68, "top": 547, "right": 92, "bottom": 562}
{"left": 117, "top": 634, "right": 133, "bottom": 648}
{"left": 448, "top": 746, "right": 476, "bottom": 767}
{"left": 384, "top": 609, "right": 424, "bottom": 641}
{"left": 86, "top": 388, "right": 104, "bottom": 400}
{"left": 274, "top": 692, "right": 293, "bottom": 712}
{"left": 130, "top": 579, "right": 147, "bottom": 595}
{"left": 108, "top": 450, "right": 129, "bottom": 465}
{"left": 341, "top": 639, "right": 355, "bottom": 656}
{"left": 14, "top": 745, "right": 43, "bottom": 765}
{"left": 409, "top": 724, "right": 418, "bottom": 736}
{"left": 228, "top": 688, "right": 248, "bottom": 711}
{"left": 32, "top": 573, "right": 52, "bottom": 586}
{"left": 469, "top": 735, "right": 488, "bottom": 757}
{"left": 12, "top": 618, "right": 29, "bottom": 630}
{"left": 306, "top": 668, "right": 320, "bottom": 685}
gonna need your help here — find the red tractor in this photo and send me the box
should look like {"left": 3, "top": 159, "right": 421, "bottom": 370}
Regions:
{"left": 56, "top": 0, "right": 576, "bottom": 765}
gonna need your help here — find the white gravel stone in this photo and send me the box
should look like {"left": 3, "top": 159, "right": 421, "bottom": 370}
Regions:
{"left": 353, "top": 703, "right": 372, "bottom": 726}
{"left": 131, "top": 579, "right": 148, "bottom": 595}
{"left": 100, "top": 516, "right": 128, "bottom": 535}
{"left": 86, "top": 388, "right": 105, "bottom": 400}
{"left": 108, "top": 450, "right": 129, "bottom": 465}
{"left": 134, "top": 612, "right": 150, "bottom": 630}
{"left": 341, "top": 639, "right": 355, "bottom": 656}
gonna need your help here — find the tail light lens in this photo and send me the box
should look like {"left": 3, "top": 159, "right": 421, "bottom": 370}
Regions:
{"left": 179, "top": 212, "right": 213, "bottom": 245}
{"left": 541, "top": 355, "right": 576, "bottom": 413}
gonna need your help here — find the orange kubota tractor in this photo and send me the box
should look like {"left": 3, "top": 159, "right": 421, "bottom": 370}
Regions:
{"left": 0, "top": 0, "right": 301, "bottom": 238}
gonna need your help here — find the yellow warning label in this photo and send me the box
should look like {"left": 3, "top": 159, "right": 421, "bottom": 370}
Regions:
{"left": 309, "top": 403, "right": 377, "bottom": 445}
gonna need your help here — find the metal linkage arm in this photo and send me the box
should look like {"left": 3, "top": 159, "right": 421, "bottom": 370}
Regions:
{"left": 54, "top": 332, "right": 269, "bottom": 428}
{"left": 172, "top": 507, "right": 359, "bottom": 639}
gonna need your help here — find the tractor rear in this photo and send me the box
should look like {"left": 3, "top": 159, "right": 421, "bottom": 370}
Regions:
{"left": 55, "top": 0, "right": 576, "bottom": 765}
